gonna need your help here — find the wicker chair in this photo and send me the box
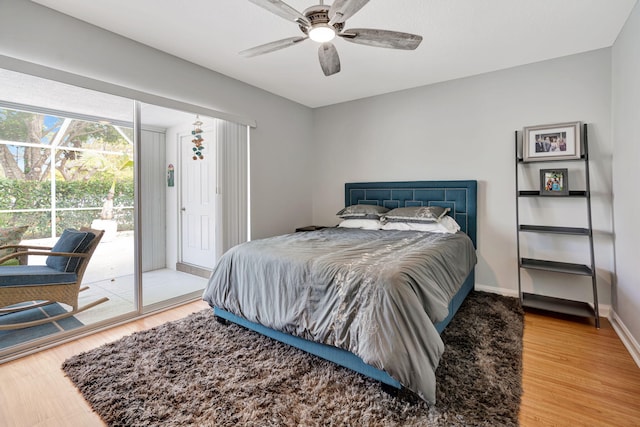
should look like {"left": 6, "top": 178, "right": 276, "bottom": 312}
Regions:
{"left": 0, "top": 227, "right": 108, "bottom": 330}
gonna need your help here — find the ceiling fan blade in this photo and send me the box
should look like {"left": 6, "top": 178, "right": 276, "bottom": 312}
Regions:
{"left": 318, "top": 43, "right": 341, "bottom": 76}
{"left": 240, "top": 36, "right": 307, "bottom": 57}
{"left": 339, "top": 28, "right": 423, "bottom": 50}
{"left": 249, "top": 0, "right": 310, "bottom": 27}
{"left": 328, "top": 0, "right": 370, "bottom": 25}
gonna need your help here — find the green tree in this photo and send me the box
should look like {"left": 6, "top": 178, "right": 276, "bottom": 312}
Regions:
{"left": 0, "top": 108, "right": 132, "bottom": 182}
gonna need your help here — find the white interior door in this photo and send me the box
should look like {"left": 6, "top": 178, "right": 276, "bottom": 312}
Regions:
{"left": 180, "top": 131, "right": 216, "bottom": 268}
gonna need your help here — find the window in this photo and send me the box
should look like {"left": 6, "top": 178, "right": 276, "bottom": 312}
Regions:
{"left": 0, "top": 66, "right": 250, "bottom": 362}
{"left": 0, "top": 105, "right": 134, "bottom": 238}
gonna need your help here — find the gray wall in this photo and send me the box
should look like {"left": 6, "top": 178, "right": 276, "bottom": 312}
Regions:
{"left": 0, "top": 0, "right": 314, "bottom": 240}
{"left": 2, "top": 0, "right": 638, "bottom": 352}
{"left": 612, "top": 2, "right": 640, "bottom": 357}
{"left": 312, "top": 49, "right": 615, "bottom": 310}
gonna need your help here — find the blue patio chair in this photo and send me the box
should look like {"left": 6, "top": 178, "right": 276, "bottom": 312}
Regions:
{"left": 0, "top": 227, "right": 108, "bottom": 330}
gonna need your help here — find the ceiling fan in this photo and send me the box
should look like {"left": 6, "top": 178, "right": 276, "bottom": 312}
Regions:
{"left": 241, "top": 0, "right": 423, "bottom": 76}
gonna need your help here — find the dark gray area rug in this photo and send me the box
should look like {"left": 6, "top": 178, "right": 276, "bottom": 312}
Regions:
{"left": 62, "top": 291, "right": 523, "bottom": 426}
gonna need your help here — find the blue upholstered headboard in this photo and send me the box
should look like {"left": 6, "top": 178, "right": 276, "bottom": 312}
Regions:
{"left": 344, "top": 180, "right": 477, "bottom": 247}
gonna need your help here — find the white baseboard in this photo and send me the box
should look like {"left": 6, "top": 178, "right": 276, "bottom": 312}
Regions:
{"left": 610, "top": 310, "right": 640, "bottom": 369}
{"left": 474, "top": 284, "right": 519, "bottom": 298}
{"left": 598, "top": 304, "right": 612, "bottom": 319}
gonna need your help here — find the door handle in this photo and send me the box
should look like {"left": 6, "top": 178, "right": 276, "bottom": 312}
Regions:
{"left": 181, "top": 207, "right": 186, "bottom": 211}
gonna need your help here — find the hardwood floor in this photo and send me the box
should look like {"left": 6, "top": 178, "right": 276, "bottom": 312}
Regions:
{"left": 520, "top": 311, "right": 640, "bottom": 427}
{"left": 1, "top": 302, "right": 639, "bottom": 427}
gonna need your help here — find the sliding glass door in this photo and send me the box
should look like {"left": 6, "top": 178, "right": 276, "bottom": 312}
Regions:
{"left": 0, "top": 67, "right": 248, "bottom": 361}
{"left": 0, "top": 69, "right": 137, "bottom": 356}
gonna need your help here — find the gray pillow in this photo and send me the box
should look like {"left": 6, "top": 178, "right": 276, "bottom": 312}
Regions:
{"left": 384, "top": 206, "right": 450, "bottom": 223}
{"left": 336, "top": 204, "right": 389, "bottom": 219}
{"left": 46, "top": 229, "right": 95, "bottom": 272}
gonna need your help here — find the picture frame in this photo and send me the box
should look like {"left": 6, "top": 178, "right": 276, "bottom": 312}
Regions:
{"left": 540, "top": 168, "right": 569, "bottom": 196}
{"left": 523, "top": 121, "right": 581, "bottom": 162}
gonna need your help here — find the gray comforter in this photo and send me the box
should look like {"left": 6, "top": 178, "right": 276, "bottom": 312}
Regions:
{"left": 203, "top": 227, "right": 476, "bottom": 403}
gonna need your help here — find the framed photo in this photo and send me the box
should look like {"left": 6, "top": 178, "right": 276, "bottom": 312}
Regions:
{"left": 523, "top": 121, "right": 581, "bottom": 162}
{"left": 540, "top": 168, "right": 569, "bottom": 196}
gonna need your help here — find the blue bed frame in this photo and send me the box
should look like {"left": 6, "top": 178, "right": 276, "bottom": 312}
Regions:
{"left": 214, "top": 180, "right": 477, "bottom": 392}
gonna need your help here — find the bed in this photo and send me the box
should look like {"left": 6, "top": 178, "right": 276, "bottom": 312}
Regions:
{"left": 203, "top": 180, "right": 477, "bottom": 403}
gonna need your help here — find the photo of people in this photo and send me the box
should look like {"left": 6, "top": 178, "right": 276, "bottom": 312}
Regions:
{"left": 534, "top": 132, "right": 567, "bottom": 153}
{"left": 523, "top": 122, "right": 581, "bottom": 162}
{"left": 540, "top": 169, "right": 569, "bottom": 195}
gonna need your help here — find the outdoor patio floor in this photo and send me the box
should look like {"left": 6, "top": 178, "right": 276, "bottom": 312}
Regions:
{"left": 1, "top": 231, "right": 209, "bottom": 352}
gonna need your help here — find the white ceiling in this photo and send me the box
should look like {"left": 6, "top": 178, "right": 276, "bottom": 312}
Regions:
{"left": 32, "top": 0, "right": 637, "bottom": 108}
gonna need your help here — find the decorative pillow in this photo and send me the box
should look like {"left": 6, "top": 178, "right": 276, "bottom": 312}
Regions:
{"left": 0, "top": 225, "right": 29, "bottom": 262}
{"left": 337, "top": 219, "right": 383, "bottom": 230}
{"left": 336, "top": 204, "right": 389, "bottom": 219}
{"left": 382, "top": 215, "right": 461, "bottom": 233}
{"left": 384, "top": 206, "right": 450, "bottom": 223}
{"left": 46, "top": 229, "right": 96, "bottom": 272}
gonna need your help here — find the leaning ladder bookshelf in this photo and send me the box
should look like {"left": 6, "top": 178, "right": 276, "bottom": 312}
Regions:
{"left": 515, "top": 123, "right": 599, "bottom": 328}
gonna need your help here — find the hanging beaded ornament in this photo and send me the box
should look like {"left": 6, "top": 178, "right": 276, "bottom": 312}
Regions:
{"left": 191, "top": 116, "right": 205, "bottom": 160}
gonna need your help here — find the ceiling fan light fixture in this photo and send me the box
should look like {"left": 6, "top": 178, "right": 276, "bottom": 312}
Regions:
{"left": 309, "top": 24, "right": 335, "bottom": 43}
